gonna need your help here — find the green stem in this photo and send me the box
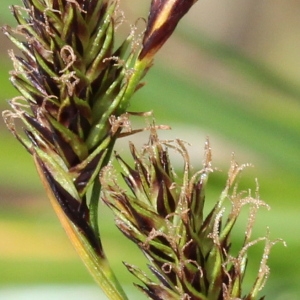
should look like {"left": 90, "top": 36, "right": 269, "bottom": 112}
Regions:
{"left": 87, "top": 134, "right": 127, "bottom": 299}
{"left": 117, "top": 58, "right": 151, "bottom": 113}
{"left": 89, "top": 134, "right": 118, "bottom": 236}
{"left": 90, "top": 178, "right": 102, "bottom": 239}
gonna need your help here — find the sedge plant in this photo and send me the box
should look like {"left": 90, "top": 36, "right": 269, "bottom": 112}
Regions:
{"left": 2, "top": 0, "right": 283, "bottom": 299}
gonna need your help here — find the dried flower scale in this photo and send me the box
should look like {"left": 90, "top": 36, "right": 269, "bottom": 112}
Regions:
{"left": 2, "top": 1, "right": 284, "bottom": 299}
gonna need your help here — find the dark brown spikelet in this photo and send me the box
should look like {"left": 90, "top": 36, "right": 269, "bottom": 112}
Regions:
{"left": 102, "top": 128, "right": 284, "bottom": 300}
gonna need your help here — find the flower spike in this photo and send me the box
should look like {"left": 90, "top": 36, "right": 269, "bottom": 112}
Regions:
{"left": 102, "top": 128, "right": 284, "bottom": 299}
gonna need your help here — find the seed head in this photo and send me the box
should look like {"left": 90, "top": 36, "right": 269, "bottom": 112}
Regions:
{"left": 102, "top": 128, "right": 283, "bottom": 299}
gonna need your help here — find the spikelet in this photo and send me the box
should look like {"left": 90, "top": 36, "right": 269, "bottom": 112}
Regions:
{"left": 1, "top": 1, "right": 147, "bottom": 298}
{"left": 102, "top": 128, "right": 284, "bottom": 300}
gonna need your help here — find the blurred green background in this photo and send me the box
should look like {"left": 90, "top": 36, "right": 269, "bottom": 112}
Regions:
{"left": 0, "top": 1, "right": 299, "bottom": 299}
